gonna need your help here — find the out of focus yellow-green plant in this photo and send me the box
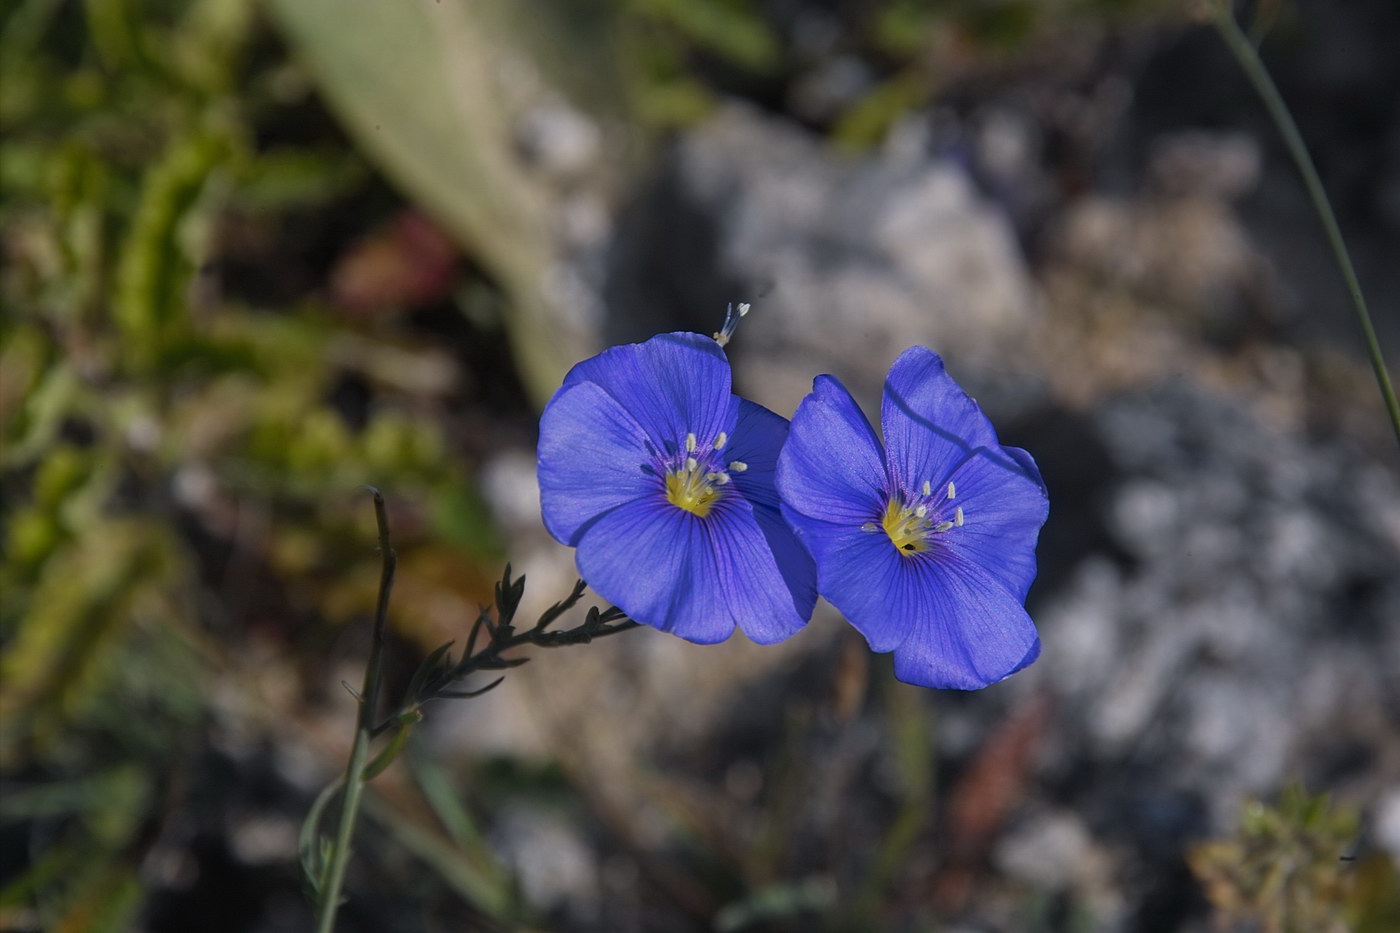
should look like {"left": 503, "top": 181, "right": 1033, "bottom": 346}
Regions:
{"left": 1, "top": 1, "right": 502, "bottom": 926}
{"left": 1188, "top": 784, "right": 1399, "bottom": 933}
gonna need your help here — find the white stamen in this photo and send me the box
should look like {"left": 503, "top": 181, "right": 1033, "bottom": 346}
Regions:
{"left": 714, "top": 301, "right": 751, "bottom": 347}
{"left": 686, "top": 457, "right": 698, "bottom": 471}
{"left": 934, "top": 521, "right": 954, "bottom": 533}
{"left": 947, "top": 481, "right": 956, "bottom": 499}
{"left": 686, "top": 433, "right": 697, "bottom": 453}
{"left": 954, "top": 506, "right": 964, "bottom": 527}
{"left": 914, "top": 505, "right": 927, "bottom": 518}
{"left": 728, "top": 460, "right": 747, "bottom": 472}
{"left": 714, "top": 472, "right": 731, "bottom": 485}
{"left": 922, "top": 480, "right": 931, "bottom": 497}
{"left": 714, "top": 432, "right": 727, "bottom": 450}
{"left": 860, "top": 522, "right": 879, "bottom": 532}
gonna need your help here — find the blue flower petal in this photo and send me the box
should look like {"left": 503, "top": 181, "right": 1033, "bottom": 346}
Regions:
{"left": 881, "top": 347, "right": 1000, "bottom": 497}
{"left": 538, "top": 381, "right": 662, "bottom": 546}
{"left": 888, "top": 553, "right": 1041, "bottom": 690}
{"left": 939, "top": 445, "right": 1048, "bottom": 600}
{"left": 777, "top": 374, "right": 888, "bottom": 526}
{"left": 560, "top": 332, "right": 735, "bottom": 452}
{"left": 707, "top": 497, "right": 813, "bottom": 644}
{"left": 725, "top": 398, "right": 787, "bottom": 510}
{"left": 1006, "top": 636, "right": 1041, "bottom": 678}
{"left": 574, "top": 488, "right": 811, "bottom": 645}
{"left": 575, "top": 497, "right": 733, "bottom": 644}
{"left": 726, "top": 399, "right": 818, "bottom": 634}
{"left": 778, "top": 507, "right": 912, "bottom": 652}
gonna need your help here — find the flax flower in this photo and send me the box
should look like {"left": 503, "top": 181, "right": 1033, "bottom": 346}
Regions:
{"left": 777, "top": 347, "right": 1048, "bottom": 688}
{"left": 538, "top": 332, "right": 816, "bottom": 644}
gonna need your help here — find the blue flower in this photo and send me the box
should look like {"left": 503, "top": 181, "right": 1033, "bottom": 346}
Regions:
{"left": 537, "top": 332, "right": 816, "bottom": 644}
{"left": 776, "top": 347, "right": 1048, "bottom": 689}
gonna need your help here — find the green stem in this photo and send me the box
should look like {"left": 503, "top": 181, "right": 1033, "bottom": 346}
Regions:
{"left": 846, "top": 679, "right": 932, "bottom": 927}
{"left": 1212, "top": 3, "right": 1400, "bottom": 448}
{"left": 314, "top": 488, "right": 396, "bottom": 933}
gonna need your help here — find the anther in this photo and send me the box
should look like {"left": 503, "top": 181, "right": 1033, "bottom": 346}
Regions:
{"left": 714, "top": 432, "right": 727, "bottom": 450}
{"left": 922, "top": 480, "right": 932, "bottom": 497}
{"left": 914, "top": 504, "right": 927, "bottom": 518}
{"left": 934, "top": 521, "right": 954, "bottom": 533}
{"left": 686, "top": 457, "right": 698, "bottom": 471}
{"left": 947, "top": 481, "right": 956, "bottom": 499}
{"left": 728, "top": 460, "right": 747, "bottom": 472}
{"left": 954, "top": 506, "right": 964, "bottom": 527}
{"left": 686, "top": 433, "right": 697, "bottom": 453}
{"left": 714, "top": 472, "right": 731, "bottom": 485}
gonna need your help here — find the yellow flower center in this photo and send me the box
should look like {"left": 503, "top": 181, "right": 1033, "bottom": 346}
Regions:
{"left": 666, "top": 464, "right": 721, "bottom": 518}
{"left": 882, "top": 499, "right": 931, "bottom": 555}
{"left": 662, "top": 432, "right": 745, "bottom": 518}
{"left": 864, "top": 483, "right": 964, "bottom": 556}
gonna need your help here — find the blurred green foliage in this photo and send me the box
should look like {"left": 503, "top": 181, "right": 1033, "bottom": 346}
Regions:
{"left": 1189, "top": 784, "right": 1400, "bottom": 933}
{"left": 1, "top": 0, "right": 503, "bottom": 926}
{"left": 835, "top": 0, "right": 1182, "bottom": 147}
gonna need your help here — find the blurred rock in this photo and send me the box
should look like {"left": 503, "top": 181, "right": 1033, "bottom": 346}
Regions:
{"left": 1014, "top": 379, "right": 1400, "bottom": 901}
{"left": 1147, "top": 130, "right": 1260, "bottom": 201}
{"left": 994, "top": 809, "right": 1097, "bottom": 890}
{"left": 1047, "top": 185, "right": 1263, "bottom": 328}
{"left": 787, "top": 55, "right": 875, "bottom": 125}
{"left": 1376, "top": 787, "right": 1400, "bottom": 858}
{"left": 493, "top": 805, "right": 599, "bottom": 914}
{"left": 606, "top": 104, "right": 1038, "bottom": 417}
{"left": 515, "top": 99, "right": 603, "bottom": 184}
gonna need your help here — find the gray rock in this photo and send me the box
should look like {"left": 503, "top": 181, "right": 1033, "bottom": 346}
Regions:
{"left": 492, "top": 805, "right": 600, "bottom": 914}
{"left": 515, "top": 99, "right": 603, "bottom": 184}
{"left": 605, "top": 104, "right": 1038, "bottom": 417}
{"left": 1020, "top": 380, "right": 1400, "bottom": 840}
{"left": 994, "top": 809, "right": 1098, "bottom": 890}
{"left": 1147, "top": 130, "right": 1261, "bottom": 200}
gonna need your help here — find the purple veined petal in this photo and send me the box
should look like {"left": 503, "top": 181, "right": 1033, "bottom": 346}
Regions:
{"left": 777, "top": 374, "right": 888, "bottom": 527}
{"left": 538, "top": 381, "right": 664, "bottom": 546}
{"left": 725, "top": 397, "right": 788, "bottom": 511}
{"left": 937, "top": 444, "right": 1049, "bottom": 601}
{"left": 720, "top": 398, "right": 819, "bottom": 633}
{"left": 888, "top": 552, "right": 1041, "bottom": 690}
{"left": 559, "top": 332, "right": 736, "bottom": 454}
{"left": 780, "top": 506, "right": 913, "bottom": 653}
{"left": 1006, "top": 637, "right": 1041, "bottom": 678}
{"left": 574, "top": 496, "right": 734, "bottom": 644}
{"left": 705, "top": 496, "right": 814, "bottom": 644}
{"left": 881, "top": 346, "right": 1000, "bottom": 498}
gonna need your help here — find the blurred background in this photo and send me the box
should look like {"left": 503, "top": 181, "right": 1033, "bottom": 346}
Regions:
{"left": 2, "top": 0, "right": 1398, "bottom": 930}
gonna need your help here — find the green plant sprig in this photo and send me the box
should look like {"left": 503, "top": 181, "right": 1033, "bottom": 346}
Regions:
{"left": 302, "top": 488, "right": 636, "bottom": 932}
{"left": 370, "top": 573, "right": 637, "bottom": 739}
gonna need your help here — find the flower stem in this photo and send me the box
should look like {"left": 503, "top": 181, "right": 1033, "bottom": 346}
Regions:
{"left": 314, "top": 487, "right": 396, "bottom": 933}
{"left": 1212, "top": 3, "right": 1400, "bottom": 448}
